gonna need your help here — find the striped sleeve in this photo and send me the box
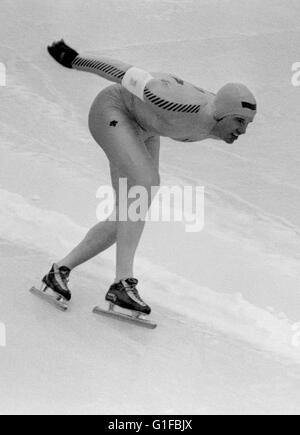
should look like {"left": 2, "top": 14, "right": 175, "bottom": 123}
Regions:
{"left": 144, "top": 87, "right": 201, "bottom": 114}
{"left": 72, "top": 55, "right": 132, "bottom": 84}
{"left": 142, "top": 76, "right": 202, "bottom": 114}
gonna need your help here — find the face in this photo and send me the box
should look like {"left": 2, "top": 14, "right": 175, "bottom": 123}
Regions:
{"left": 214, "top": 116, "right": 252, "bottom": 144}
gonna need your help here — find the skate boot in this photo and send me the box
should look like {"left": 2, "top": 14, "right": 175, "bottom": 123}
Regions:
{"left": 105, "top": 278, "right": 151, "bottom": 316}
{"left": 41, "top": 263, "right": 72, "bottom": 302}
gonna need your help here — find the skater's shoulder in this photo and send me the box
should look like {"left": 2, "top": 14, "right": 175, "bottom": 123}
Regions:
{"left": 146, "top": 73, "right": 214, "bottom": 105}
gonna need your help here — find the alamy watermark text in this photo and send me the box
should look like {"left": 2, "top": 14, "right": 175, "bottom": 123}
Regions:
{"left": 96, "top": 179, "right": 205, "bottom": 233}
{"left": 0, "top": 62, "right": 6, "bottom": 86}
{"left": 291, "top": 62, "right": 300, "bottom": 87}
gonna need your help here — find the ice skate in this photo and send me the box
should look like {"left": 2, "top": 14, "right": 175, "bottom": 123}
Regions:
{"left": 93, "top": 278, "right": 157, "bottom": 329}
{"left": 105, "top": 278, "right": 151, "bottom": 315}
{"left": 30, "top": 264, "right": 71, "bottom": 311}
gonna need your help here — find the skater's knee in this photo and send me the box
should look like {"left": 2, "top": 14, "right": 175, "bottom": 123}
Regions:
{"left": 131, "top": 170, "right": 160, "bottom": 190}
{"left": 141, "top": 172, "right": 160, "bottom": 190}
{"left": 152, "top": 171, "right": 161, "bottom": 188}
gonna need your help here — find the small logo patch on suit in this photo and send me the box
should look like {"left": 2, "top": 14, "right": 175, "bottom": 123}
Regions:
{"left": 172, "top": 76, "right": 184, "bottom": 86}
{"left": 109, "top": 120, "right": 119, "bottom": 127}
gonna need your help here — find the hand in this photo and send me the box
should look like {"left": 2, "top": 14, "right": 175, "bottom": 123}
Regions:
{"left": 47, "top": 39, "right": 79, "bottom": 69}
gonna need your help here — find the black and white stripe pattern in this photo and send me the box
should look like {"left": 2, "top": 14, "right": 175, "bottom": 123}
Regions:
{"left": 72, "top": 56, "right": 125, "bottom": 80}
{"left": 144, "top": 88, "right": 201, "bottom": 113}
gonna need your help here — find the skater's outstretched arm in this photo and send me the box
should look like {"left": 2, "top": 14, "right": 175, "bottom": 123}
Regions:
{"left": 48, "top": 39, "right": 133, "bottom": 84}
{"left": 47, "top": 40, "right": 204, "bottom": 108}
{"left": 72, "top": 54, "right": 131, "bottom": 84}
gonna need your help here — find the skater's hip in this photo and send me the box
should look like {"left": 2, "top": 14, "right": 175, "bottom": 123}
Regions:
{"left": 91, "top": 84, "right": 129, "bottom": 112}
{"left": 88, "top": 84, "right": 155, "bottom": 142}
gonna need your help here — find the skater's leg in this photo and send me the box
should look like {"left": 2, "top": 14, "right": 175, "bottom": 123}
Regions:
{"left": 88, "top": 101, "right": 160, "bottom": 282}
{"left": 115, "top": 136, "right": 160, "bottom": 281}
{"left": 56, "top": 136, "right": 160, "bottom": 272}
{"left": 56, "top": 219, "right": 117, "bottom": 270}
{"left": 56, "top": 164, "right": 121, "bottom": 270}
{"left": 145, "top": 135, "right": 160, "bottom": 170}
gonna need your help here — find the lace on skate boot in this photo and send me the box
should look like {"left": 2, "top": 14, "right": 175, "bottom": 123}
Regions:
{"left": 94, "top": 277, "right": 156, "bottom": 328}
{"left": 58, "top": 266, "right": 70, "bottom": 284}
{"left": 105, "top": 277, "right": 151, "bottom": 315}
{"left": 121, "top": 278, "right": 151, "bottom": 315}
{"left": 42, "top": 264, "right": 72, "bottom": 301}
{"left": 30, "top": 264, "right": 71, "bottom": 311}
{"left": 122, "top": 278, "right": 144, "bottom": 303}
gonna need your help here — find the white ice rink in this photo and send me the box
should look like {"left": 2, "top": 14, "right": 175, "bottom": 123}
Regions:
{"left": 0, "top": 0, "right": 300, "bottom": 414}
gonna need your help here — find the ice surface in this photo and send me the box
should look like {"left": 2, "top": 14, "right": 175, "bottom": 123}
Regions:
{"left": 0, "top": 0, "right": 300, "bottom": 415}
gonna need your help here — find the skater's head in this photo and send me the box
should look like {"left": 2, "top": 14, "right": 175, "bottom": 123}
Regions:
{"left": 212, "top": 114, "right": 253, "bottom": 144}
{"left": 212, "top": 83, "right": 257, "bottom": 144}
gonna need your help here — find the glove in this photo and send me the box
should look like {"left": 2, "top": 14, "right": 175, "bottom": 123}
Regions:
{"left": 47, "top": 39, "right": 79, "bottom": 69}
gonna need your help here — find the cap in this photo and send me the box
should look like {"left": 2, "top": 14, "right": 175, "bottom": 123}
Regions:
{"left": 214, "top": 83, "right": 257, "bottom": 120}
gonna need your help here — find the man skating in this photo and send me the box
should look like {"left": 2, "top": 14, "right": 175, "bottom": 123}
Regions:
{"left": 39, "top": 40, "right": 257, "bottom": 316}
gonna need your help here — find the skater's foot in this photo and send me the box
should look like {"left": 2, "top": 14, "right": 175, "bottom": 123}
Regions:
{"left": 42, "top": 263, "right": 72, "bottom": 301}
{"left": 105, "top": 278, "right": 151, "bottom": 315}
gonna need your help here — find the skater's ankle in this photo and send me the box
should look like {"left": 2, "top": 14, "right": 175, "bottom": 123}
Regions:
{"left": 114, "top": 276, "right": 133, "bottom": 284}
{"left": 56, "top": 262, "right": 72, "bottom": 272}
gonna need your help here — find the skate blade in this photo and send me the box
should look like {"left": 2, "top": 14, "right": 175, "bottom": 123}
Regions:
{"left": 29, "top": 286, "right": 68, "bottom": 312}
{"left": 92, "top": 305, "right": 157, "bottom": 329}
